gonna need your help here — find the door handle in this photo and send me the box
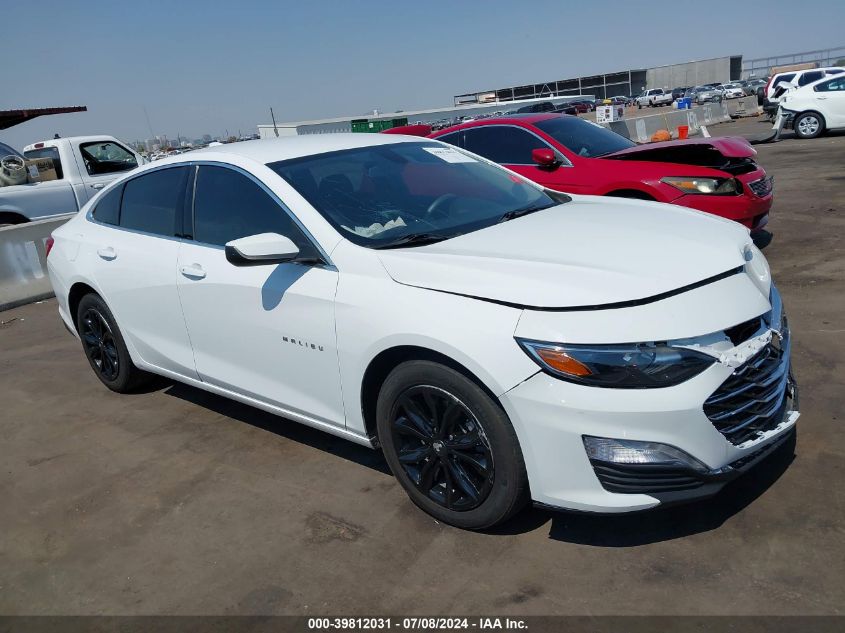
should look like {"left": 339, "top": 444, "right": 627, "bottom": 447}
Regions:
{"left": 91, "top": 183, "right": 105, "bottom": 190}
{"left": 816, "top": 96, "right": 827, "bottom": 100}
{"left": 97, "top": 247, "right": 116, "bottom": 260}
{"left": 180, "top": 264, "right": 206, "bottom": 279}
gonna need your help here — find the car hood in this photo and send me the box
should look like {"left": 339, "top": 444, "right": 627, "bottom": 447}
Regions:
{"left": 602, "top": 136, "right": 756, "bottom": 162}
{"left": 377, "top": 196, "right": 751, "bottom": 309}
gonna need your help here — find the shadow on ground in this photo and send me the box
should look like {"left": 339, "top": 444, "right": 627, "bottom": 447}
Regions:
{"left": 157, "top": 379, "right": 795, "bottom": 547}
{"left": 162, "top": 381, "right": 391, "bottom": 475}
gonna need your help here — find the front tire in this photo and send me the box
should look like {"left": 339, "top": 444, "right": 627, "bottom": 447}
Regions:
{"left": 76, "top": 293, "right": 152, "bottom": 392}
{"left": 794, "top": 112, "right": 825, "bottom": 139}
{"left": 376, "top": 361, "right": 528, "bottom": 529}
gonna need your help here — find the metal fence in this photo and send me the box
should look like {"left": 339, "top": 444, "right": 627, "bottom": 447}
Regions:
{"left": 0, "top": 215, "right": 72, "bottom": 311}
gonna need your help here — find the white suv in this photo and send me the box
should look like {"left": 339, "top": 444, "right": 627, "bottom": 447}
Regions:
{"left": 46, "top": 134, "right": 799, "bottom": 528}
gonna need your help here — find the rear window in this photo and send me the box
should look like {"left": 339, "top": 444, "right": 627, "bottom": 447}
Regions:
{"left": 23, "top": 147, "right": 64, "bottom": 179}
{"left": 534, "top": 116, "right": 635, "bottom": 158}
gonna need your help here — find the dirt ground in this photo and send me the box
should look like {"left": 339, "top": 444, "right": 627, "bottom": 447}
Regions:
{"left": 1, "top": 118, "right": 843, "bottom": 616}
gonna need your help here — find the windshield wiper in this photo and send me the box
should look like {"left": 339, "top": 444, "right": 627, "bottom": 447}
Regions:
{"left": 498, "top": 201, "right": 556, "bottom": 223}
{"left": 375, "top": 232, "right": 454, "bottom": 250}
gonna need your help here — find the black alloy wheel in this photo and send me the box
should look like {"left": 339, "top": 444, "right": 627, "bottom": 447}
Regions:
{"left": 80, "top": 308, "right": 120, "bottom": 381}
{"left": 75, "top": 293, "right": 151, "bottom": 392}
{"left": 390, "top": 385, "right": 494, "bottom": 511}
{"left": 376, "top": 360, "right": 528, "bottom": 529}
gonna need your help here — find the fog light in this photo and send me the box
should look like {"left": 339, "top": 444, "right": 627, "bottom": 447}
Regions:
{"left": 583, "top": 436, "right": 711, "bottom": 474}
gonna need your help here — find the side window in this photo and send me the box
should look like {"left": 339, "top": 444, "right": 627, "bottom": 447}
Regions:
{"left": 192, "top": 166, "right": 313, "bottom": 252}
{"left": 463, "top": 127, "right": 549, "bottom": 164}
{"left": 120, "top": 167, "right": 188, "bottom": 236}
{"left": 92, "top": 184, "right": 123, "bottom": 225}
{"left": 79, "top": 141, "right": 138, "bottom": 176}
{"left": 23, "top": 147, "right": 64, "bottom": 180}
{"left": 435, "top": 131, "right": 463, "bottom": 148}
{"left": 798, "top": 71, "right": 824, "bottom": 86}
{"left": 816, "top": 77, "right": 845, "bottom": 92}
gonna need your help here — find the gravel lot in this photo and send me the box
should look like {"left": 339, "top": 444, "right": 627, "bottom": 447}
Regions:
{"left": 1, "top": 117, "right": 843, "bottom": 616}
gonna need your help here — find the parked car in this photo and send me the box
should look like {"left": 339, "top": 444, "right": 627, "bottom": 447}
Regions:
{"left": 671, "top": 86, "right": 690, "bottom": 101}
{"left": 720, "top": 83, "right": 746, "bottom": 99}
{"left": 568, "top": 100, "right": 594, "bottom": 113}
{"left": 553, "top": 103, "right": 578, "bottom": 115}
{"left": 0, "top": 136, "right": 142, "bottom": 226}
{"left": 428, "top": 114, "right": 773, "bottom": 233}
{"left": 47, "top": 133, "right": 797, "bottom": 528}
{"left": 635, "top": 89, "right": 673, "bottom": 108}
{"left": 685, "top": 86, "right": 724, "bottom": 104}
{"left": 515, "top": 101, "right": 556, "bottom": 113}
{"left": 778, "top": 74, "right": 845, "bottom": 138}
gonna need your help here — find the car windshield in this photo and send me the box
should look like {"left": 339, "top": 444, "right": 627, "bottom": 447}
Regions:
{"left": 533, "top": 116, "right": 636, "bottom": 157}
{"left": 268, "top": 141, "right": 560, "bottom": 248}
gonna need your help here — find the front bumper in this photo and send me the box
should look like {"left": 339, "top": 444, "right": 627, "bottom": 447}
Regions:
{"left": 501, "top": 285, "right": 798, "bottom": 514}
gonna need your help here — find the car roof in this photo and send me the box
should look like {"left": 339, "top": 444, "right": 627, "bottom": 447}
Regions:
{"left": 186, "top": 133, "right": 416, "bottom": 164}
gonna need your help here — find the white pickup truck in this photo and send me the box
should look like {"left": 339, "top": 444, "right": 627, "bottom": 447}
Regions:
{"left": 635, "top": 89, "right": 673, "bottom": 109}
{"left": 0, "top": 135, "right": 143, "bottom": 226}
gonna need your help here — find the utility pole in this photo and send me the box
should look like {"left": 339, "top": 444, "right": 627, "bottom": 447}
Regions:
{"left": 270, "top": 107, "right": 279, "bottom": 137}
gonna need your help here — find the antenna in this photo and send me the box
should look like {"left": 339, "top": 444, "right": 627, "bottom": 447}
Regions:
{"left": 270, "top": 107, "right": 279, "bottom": 137}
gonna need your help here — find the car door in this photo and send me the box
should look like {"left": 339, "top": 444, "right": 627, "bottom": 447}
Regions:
{"left": 813, "top": 76, "right": 845, "bottom": 128}
{"left": 176, "top": 164, "right": 344, "bottom": 427}
{"left": 73, "top": 140, "right": 139, "bottom": 203}
{"left": 87, "top": 166, "right": 198, "bottom": 378}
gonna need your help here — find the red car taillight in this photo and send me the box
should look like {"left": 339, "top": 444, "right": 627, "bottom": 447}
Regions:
{"left": 764, "top": 76, "right": 773, "bottom": 99}
{"left": 45, "top": 236, "right": 54, "bottom": 258}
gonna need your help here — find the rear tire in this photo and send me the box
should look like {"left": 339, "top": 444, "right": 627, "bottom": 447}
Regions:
{"left": 376, "top": 360, "right": 528, "bottom": 529}
{"left": 76, "top": 293, "right": 152, "bottom": 393}
{"left": 793, "top": 112, "right": 825, "bottom": 139}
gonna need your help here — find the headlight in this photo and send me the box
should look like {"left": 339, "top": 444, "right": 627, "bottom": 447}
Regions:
{"left": 516, "top": 339, "right": 715, "bottom": 389}
{"left": 661, "top": 176, "right": 739, "bottom": 195}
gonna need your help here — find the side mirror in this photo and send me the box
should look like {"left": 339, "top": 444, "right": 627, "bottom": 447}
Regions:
{"left": 532, "top": 148, "right": 560, "bottom": 168}
{"left": 225, "top": 232, "right": 300, "bottom": 266}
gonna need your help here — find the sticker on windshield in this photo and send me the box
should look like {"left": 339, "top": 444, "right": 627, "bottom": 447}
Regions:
{"left": 423, "top": 147, "right": 477, "bottom": 163}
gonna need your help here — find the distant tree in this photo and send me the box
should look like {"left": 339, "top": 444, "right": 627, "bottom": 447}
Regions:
{"left": 835, "top": 58, "right": 845, "bottom": 67}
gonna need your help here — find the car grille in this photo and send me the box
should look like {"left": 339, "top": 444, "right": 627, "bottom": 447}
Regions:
{"left": 748, "top": 176, "right": 774, "bottom": 197}
{"left": 703, "top": 332, "right": 791, "bottom": 446}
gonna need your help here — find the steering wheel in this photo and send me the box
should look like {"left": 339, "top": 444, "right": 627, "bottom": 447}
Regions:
{"left": 425, "top": 193, "right": 457, "bottom": 220}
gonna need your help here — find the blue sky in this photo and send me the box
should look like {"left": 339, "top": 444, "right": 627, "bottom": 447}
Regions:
{"left": 3, "top": 0, "right": 844, "bottom": 148}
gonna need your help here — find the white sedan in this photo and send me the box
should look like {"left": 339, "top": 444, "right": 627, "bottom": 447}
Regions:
{"left": 779, "top": 74, "right": 845, "bottom": 138}
{"left": 46, "top": 134, "right": 798, "bottom": 528}
{"left": 720, "top": 83, "right": 746, "bottom": 99}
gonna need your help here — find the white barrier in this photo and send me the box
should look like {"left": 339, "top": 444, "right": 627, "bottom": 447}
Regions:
{"left": 0, "top": 215, "right": 73, "bottom": 311}
{"left": 601, "top": 103, "right": 730, "bottom": 142}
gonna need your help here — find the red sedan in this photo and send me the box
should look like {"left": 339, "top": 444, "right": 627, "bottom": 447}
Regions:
{"left": 422, "top": 114, "right": 772, "bottom": 232}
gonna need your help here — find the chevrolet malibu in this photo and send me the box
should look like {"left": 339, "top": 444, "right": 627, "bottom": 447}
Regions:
{"left": 47, "top": 134, "right": 799, "bottom": 529}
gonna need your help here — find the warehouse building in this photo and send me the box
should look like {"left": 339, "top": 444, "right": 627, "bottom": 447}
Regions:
{"left": 452, "top": 55, "right": 743, "bottom": 105}
{"left": 256, "top": 94, "right": 587, "bottom": 138}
